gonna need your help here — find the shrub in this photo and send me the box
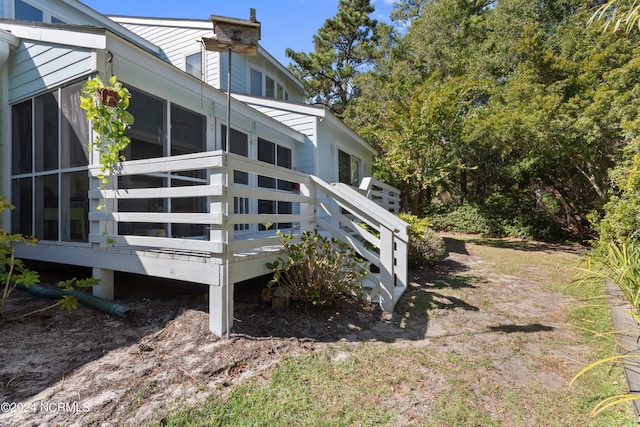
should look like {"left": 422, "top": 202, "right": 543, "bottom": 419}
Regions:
{"left": 0, "top": 199, "right": 40, "bottom": 314}
{"left": 267, "top": 230, "right": 367, "bottom": 307}
{"left": 427, "top": 203, "right": 491, "bottom": 235}
{"left": 398, "top": 213, "right": 446, "bottom": 266}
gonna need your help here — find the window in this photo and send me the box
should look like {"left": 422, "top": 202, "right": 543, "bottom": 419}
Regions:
{"left": 15, "top": 0, "right": 43, "bottom": 21}
{"left": 257, "top": 138, "right": 293, "bottom": 230}
{"left": 249, "top": 68, "right": 288, "bottom": 100}
{"left": 222, "top": 126, "right": 251, "bottom": 232}
{"left": 250, "top": 69, "right": 262, "bottom": 96}
{"left": 185, "top": 52, "right": 202, "bottom": 79}
{"left": 338, "top": 149, "right": 361, "bottom": 186}
{"left": 265, "top": 76, "right": 275, "bottom": 98}
{"left": 11, "top": 81, "right": 90, "bottom": 242}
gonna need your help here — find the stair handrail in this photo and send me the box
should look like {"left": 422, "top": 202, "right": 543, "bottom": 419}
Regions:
{"left": 310, "top": 176, "right": 408, "bottom": 242}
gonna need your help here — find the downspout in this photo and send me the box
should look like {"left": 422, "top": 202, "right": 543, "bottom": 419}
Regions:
{"left": 0, "top": 30, "right": 19, "bottom": 232}
{"left": 15, "top": 283, "right": 132, "bottom": 318}
{"left": 0, "top": 29, "right": 19, "bottom": 67}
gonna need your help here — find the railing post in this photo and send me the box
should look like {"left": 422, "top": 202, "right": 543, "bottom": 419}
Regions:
{"left": 209, "top": 169, "right": 226, "bottom": 247}
{"left": 395, "top": 236, "right": 408, "bottom": 299}
{"left": 379, "top": 225, "right": 395, "bottom": 311}
{"left": 299, "top": 181, "right": 314, "bottom": 233}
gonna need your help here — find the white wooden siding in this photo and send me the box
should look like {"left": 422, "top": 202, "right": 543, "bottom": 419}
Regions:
{"left": 8, "top": 41, "right": 94, "bottom": 102}
{"left": 242, "top": 103, "right": 316, "bottom": 175}
{"left": 116, "top": 22, "right": 207, "bottom": 70}
{"left": 318, "top": 123, "right": 374, "bottom": 184}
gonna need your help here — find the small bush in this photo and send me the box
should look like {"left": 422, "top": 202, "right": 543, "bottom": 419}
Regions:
{"left": 267, "top": 230, "right": 367, "bottom": 307}
{"left": 398, "top": 213, "right": 446, "bottom": 267}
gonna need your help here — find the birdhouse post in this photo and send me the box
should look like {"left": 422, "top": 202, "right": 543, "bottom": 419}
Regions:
{"left": 202, "top": 10, "right": 261, "bottom": 339}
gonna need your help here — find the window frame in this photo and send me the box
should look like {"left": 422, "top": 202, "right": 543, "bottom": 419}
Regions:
{"left": 185, "top": 51, "right": 203, "bottom": 80}
{"left": 338, "top": 149, "right": 362, "bottom": 187}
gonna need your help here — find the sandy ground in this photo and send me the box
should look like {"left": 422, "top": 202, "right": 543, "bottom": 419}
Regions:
{"left": 0, "top": 235, "right": 593, "bottom": 426}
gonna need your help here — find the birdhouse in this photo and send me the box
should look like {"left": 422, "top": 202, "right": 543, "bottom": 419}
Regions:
{"left": 202, "top": 8, "right": 261, "bottom": 55}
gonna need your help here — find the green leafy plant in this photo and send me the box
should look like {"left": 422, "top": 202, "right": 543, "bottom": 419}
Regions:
{"left": 571, "top": 238, "right": 640, "bottom": 417}
{"left": 0, "top": 198, "right": 39, "bottom": 314}
{"left": 80, "top": 75, "right": 134, "bottom": 212}
{"left": 56, "top": 277, "right": 101, "bottom": 312}
{"left": 266, "top": 230, "right": 367, "bottom": 307}
{"left": 398, "top": 213, "right": 446, "bottom": 266}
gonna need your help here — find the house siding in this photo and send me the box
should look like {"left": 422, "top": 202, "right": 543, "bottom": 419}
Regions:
{"left": 116, "top": 22, "right": 208, "bottom": 71}
{"left": 246, "top": 103, "right": 316, "bottom": 175}
{"left": 219, "top": 51, "right": 248, "bottom": 93}
{"left": 319, "top": 124, "right": 374, "bottom": 184}
{"left": 8, "top": 41, "right": 94, "bottom": 102}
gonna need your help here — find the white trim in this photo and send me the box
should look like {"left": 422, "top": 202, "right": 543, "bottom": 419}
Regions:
{"left": 0, "top": 21, "right": 107, "bottom": 49}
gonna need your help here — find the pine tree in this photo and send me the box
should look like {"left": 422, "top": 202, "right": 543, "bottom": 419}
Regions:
{"left": 285, "top": 0, "right": 381, "bottom": 117}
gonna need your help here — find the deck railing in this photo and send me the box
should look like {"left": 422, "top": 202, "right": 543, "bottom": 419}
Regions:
{"left": 88, "top": 150, "right": 408, "bottom": 310}
{"left": 359, "top": 177, "right": 401, "bottom": 214}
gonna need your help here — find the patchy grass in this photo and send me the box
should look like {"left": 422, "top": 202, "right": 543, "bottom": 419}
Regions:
{"left": 155, "top": 235, "right": 635, "bottom": 426}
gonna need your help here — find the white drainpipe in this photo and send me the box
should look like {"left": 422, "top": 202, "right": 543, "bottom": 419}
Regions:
{"left": 0, "top": 30, "right": 19, "bottom": 66}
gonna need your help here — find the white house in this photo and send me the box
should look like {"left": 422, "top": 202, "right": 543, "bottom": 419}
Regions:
{"left": 0, "top": 0, "right": 407, "bottom": 335}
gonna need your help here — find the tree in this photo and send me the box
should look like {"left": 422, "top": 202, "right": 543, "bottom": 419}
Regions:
{"left": 590, "top": 0, "right": 640, "bottom": 33}
{"left": 285, "top": 0, "right": 383, "bottom": 117}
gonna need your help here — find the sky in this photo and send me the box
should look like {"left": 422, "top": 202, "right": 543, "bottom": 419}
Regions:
{"left": 80, "top": 0, "right": 397, "bottom": 66}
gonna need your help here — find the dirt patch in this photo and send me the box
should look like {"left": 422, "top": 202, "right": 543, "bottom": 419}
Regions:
{"left": 0, "top": 235, "right": 592, "bottom": 426}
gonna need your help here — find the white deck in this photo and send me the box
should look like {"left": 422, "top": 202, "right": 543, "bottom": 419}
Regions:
{"left": 16, "top": 151, "right": 408, "bottom": 336}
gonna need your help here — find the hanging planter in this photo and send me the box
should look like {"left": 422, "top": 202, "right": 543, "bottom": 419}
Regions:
{"left": 80, "top": 75, "right": 134, "bottom": 192}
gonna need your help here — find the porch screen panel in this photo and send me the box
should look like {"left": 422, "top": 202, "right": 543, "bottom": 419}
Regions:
{"left": 61, "top": 171, "right": 88, "bottom": 242}
{"left": 126, "top": 88, "right": 165, "bottom": 160}
{"left": 12, "top": 100, "right": 32, "bottom": 175}
{"left": 35, "top": 174, "right": 58, "bottom": 241}
{"left": 11, "top": 178, "right": 32, "bottom": 236}
{"left": 10, "top": 81, "right": 90, "bottom": 242}
{"left": 119, "top": 88, "right": 167, "bottom": 236}
{"left": 34, "top": 91, "right": 59, "bottom": 172}
{"left": 170, "top": 104, "right": 206, "bottom": 238}
{"left": 60, "top": 82, "right": 89, "bottom": 168}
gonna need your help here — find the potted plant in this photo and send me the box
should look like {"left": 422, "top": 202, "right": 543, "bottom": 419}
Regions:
{"left": 79, "top": 75, "right": 134, "bottom": 210}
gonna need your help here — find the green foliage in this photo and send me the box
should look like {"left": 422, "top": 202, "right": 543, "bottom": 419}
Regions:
{"left": 571, "top": 239, "right": 640, "bottom": 417}
{"left": 286, "top": 0, "right": 384, "bottom": 117}
{"left": 57, "top": 277, "right": 101, "bottom": 312}
{"left": 0, "top": 198, "right": 39, "bottom": 314}
{"left": 340, "top": 0, "right": 640, "bottom": 241}
{"left": 80, "top": 75, "right": 134, "bottom": 211}
{"left": 267, "top": 230, "right": 367, "bottom": 307}
{"left": 398, "top": 213, "right": 446, "bottom": 266}
{"left": 428, "top": 203, "right": 492, "bottom": 235}
{"left": 426, "top": 198, "right": 570, "bottom": 242}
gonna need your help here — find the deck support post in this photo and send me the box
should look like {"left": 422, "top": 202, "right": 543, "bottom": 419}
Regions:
{"left": 209, "top": 281, "right": 234, "bottom": 337}
{"left": 92, "top": 267, "right": 114, "bottom": 300}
